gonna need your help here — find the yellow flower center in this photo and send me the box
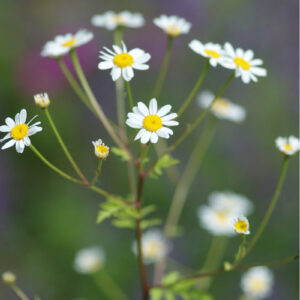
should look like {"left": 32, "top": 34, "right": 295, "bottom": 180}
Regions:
{"left": 234, "top": 220, "right": 248, "bottom": 232}
{"left": 250, "top": 279, "right": 266, "bottom": 293}
{"left": 284, "top": 144, "right": 292, "bottom": 151}
{"left": 204, "top": 49, "right": 221, "bottom": 58}
{"left": 146, "top": 242, "right": 161, "bottom": 257}
{"left": 61, "top": 37, "right": 76, "bottom": 47}
{"left": 234, "top": 57, "right": 251, "bottom": 70}
{"left": 213, "top": 98, "right": 229, "bottom": 113}
{"left": 96, "top": 145, "right": 109, "bottom": 156}
{"left": 11, "top": 124, "right": 29, "bottom": 140}
{"left": 113, "top": 53, "right": 134, "bottom": 68}
{"left": 113, "top": 15, "right": 125, "bottom": 25}
{"left": 143, "top": 115, "right": 163, "bottom": 132}
{"left": 216, "top": 211, "right": 227, "bottom": 222}
{"left": 166, "top": 25, "right": 180, "bottom": 36}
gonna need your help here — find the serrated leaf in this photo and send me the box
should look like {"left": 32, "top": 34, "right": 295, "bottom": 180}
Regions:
{"left": 112, "top": 218, "right": 136, "bottom": 228}
{"left": 150, "top": 288, "right": 164, "bottom": 300}
{"left": 97, "top": 208, "right": 119, "bottom": 223}
{"left": 141, "top": 205, "right": 156, "bottom": 217}
{"left": 150, "top": 154, "right": 179, "bottom": 179}
{"left": 141, "top": 218, "right": 162, "bottom": 230}
{"left": 111, "top": 147, "right": 130, "bottom": 162}
{"left": 162, "top": 271, "right": 181, "bottom": 285}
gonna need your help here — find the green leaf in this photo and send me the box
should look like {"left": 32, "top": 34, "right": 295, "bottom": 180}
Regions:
{"left": 111, "top": 147, "right": 130, "bottom": 162}
{"left": 141, "top": 218, "right": 162, "bottom": 229}
{"left": 165, "top": 291, "right": 176, "bottom": 300}
{"left": 150, "top": 288, "right": 164, "bottom": 300}
{"left": 112, "top": 218, "right": 136, "bottom": 228}
{"left": 173, "top": 279, "right": 196, "bottom": 292}
{"left": 162, "top": 271, "right": 180, "bottom": 285}
{"left": 141, "top": 205, "right": 157, "bottom": 217}
{"left": 97, "top": 208, "right": 120, "bottom": 223}
{"left": 150, "top": 154, "right": 179, "bottom": 179}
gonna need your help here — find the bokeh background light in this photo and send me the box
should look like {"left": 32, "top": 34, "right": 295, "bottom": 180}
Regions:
{"left": 0, "top": 0, "right": 298, "bottom": 299}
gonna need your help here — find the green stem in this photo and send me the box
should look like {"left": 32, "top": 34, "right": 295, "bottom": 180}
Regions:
{"left": 234, "top": 235, "right": 247, "bottom": 263}
{"left": 125, "top": 81, "right": 134, "bottom": 109}
{"left": 44, "top": 109, "right": 88, "bottom": 184}
{"left": 9, "top": 284, "right": 30, "bottom": 300}
{"left": 30, "top": 144, "right": 81, "bottom": 184}
{"left": 236, "top": 156, "right": 290, "bottom": 264}
{"left": 153, "top": 36, "right": 173, "bottom": 98}
{"left": 56, "top": 58, "right": 94, "bottom": 112}
{"left": 90, "top": 159, "right": 103, "bottom": 186}
{"left": 177, "top": 60, "right": 210, "bottom": 116}
{"left": 92, "top": 269, "right": 129, "bottom": 300}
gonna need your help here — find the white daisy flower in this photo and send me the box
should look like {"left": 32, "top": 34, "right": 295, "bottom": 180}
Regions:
{"left": 92, "top": 139, "right": 109, "bottom": 159}
{"left": 275, "top": 136, "right": 300, "bottom": 156}
{"left": 153, "top": 15, "right": 191, "bottom": 37}
{"left": 126, "top": 98, "right": 179, "bottom": 144}
{"left": 91, "top": 11, "right": 144, "bottom": 30}
{"left": 132, "top": 229, "right": 168, "bottom": 264}
{"left": 197, "top": 91, "right": 246, "bottom": 122}
{"left": 221, "top": 42, "right": 267, "bottom": 84}
{"left": 74, "top": 246, "right": 105, "bottom": 274}
{"left": 41, "top": 29, "right": 94, "bottom": 58}
{"left": 189, "top": 40, "right": 227, "bottom": 67}
{"left": 98, "top": 41, "right": 151, "bottom": 82}
{"left": 241, "top": 267, "right": 274, "bottom": 299}
{"left": 34, "top": 93, "right": 50, "bottom": 108}
{"left": 197, "top": 191, "right": 253, "bottom": 236}
{"left": 234, "top": 216, "right": 250, "bottom": 235}
{"left": 0, "top": 109, "right": 42, "bottom": 154}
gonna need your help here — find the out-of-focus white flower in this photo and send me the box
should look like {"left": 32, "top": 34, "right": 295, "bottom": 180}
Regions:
{"left": 197, "top": 91, "right": 246, "bottom": 122}
{"left": 197, "top": 191, "right": 253, "bottom": 236}
{"left": 189, "top": 40, "right": 228, "bottom": 67}
{"left": 91, "top": 11, "right": 144, "bottom": 30}
{"left": 74, "top": 246, "right": 105, "bottom": 274}
{"left": 221, "top": 43, "right": 267, "bottom": 84}
{"left": 241, "top": 267, "right": 274, "bottom": 299}
{"left": 2, "top": 272, "right": 16, "bottom": 284}
{"left": 275, "top": 136, "right": 300, "bottom": 156}
{"left": 153, "top": 15, "right": 191, "bottom": 37}
{"left": 98, "top": 41, "right": 150, "bottom": 82}
{"left": 92, "top": 139, "right": 109, "bottom": 159}
{"left": 126, "top": 98, "right": 179, "bottom": 144}
{"left": 132, "top": 229, "right": 168, "bottom": 264}
{"left": 234, "top": 216, "right": 250, "bottom": 235}
{"left": 41, "top": 29, "right": 94, "bottom": 58}
{"left": 0, "top": 109, "right": 42, "bottom": 153}
{"left": 34, "top": 93, "right": 50, "bottom": 108}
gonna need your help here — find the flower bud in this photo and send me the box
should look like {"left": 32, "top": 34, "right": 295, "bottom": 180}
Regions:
{"left": 2, "top": 271, "right": 16, "bottom": 284}
{"left": 34, "top": 93, "right": 50, "bottom": 108}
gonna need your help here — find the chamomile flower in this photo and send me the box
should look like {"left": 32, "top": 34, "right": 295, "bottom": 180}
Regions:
{"left": 92, "top": 139, "right": 109, "bottom": 159}
{"left": 34, "top": 93, "right": 50, "bottom": 108}
{"left": 41, "top": 29, "right": 94, "bottom": 58}
{"left": 2, "top": 272, "right": 16, "bottom": 284}
{"left": 91, "top": 11, "right": 144, "bottom": 30}
{"left": 74, "top": 246, "right": 105, "bottom": 274}
{"left": 126, "top": 98, "right": 179, "bottom": 144}
{"left": 197, "top": 91, "right": 246, "bottom": 122}
{"left": 241, "top": 267, "right": 274, "bottom": 299}
{"left": 98, "top": 41, "right": 150, "bottom": 82}
{"left": 0, "top": 109, "right": 42, "bottom": 154}
{"left": 234, "top": 217, "right": 250, "bottom": 235}
{"left": 197, "top": 191, "right": 253, "bottom": 236}
{"left": 221, "top": 43, "right": 267, "bottom": 84}
{"left": 189, "top": 41, "right": 227, "bottom": 67}
{"left": 153, "top": 15, "right": 191, "bottom": 37}
{"left": 132, "top": 230, "right": 168, "bottom": 264}
{"left": 275, "top": 136, "right": 300, "bottom": 156}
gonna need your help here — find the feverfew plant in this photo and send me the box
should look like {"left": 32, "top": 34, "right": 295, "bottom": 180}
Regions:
{"left": 1, "top": 9, "right": 298, "bottom": 300}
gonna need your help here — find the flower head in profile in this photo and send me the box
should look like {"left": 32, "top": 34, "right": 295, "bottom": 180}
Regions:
{"left": 197, "top": 191, "right": 253, "bottom": 236}
{"left": 221, "top": 43, "right": 267, "bottom": 83}
{"left": 132, "top": 229, "right": 168, "bottom": 264}
{"left": 0, "top": 109, "right": 42, "bottom": 153}
{"left": 275, "top": 136, "right": 300, "bottom": 156}
{"left": 241, "top": 267, "right": 274, "bottom": 299}
{"left": 153, "top": 15, "right": 191, "bottom": 37}
{"left": 98, "top": 41, "right": 150, "bottom": 82}
{"left": 91, "top": 11, "right": 144, "bottom": 30}
{"left": 197, "top": 91, "right": 246, "bottom": 122}
{"left": 126, "top": 98, "right": 179, "bottom": 144}
{"left": 41, "top": 29, "right": 94, "bottom": 58}
{"left": 92, "top": 139, "right": 109, "bottom": 159}
{"left": 189, "top": 40, "right": 227, "bottom": 67}
{"left": 234, "top": 217, "right": 250, "bottom": 235}
{"left": 34, "top": 93, "right": 50, "bottom": 108}
{"left": 74, "top": 246, "right": 105, "bottom": 274}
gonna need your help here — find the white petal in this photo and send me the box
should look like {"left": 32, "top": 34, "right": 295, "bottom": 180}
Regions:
{"left": 2, "top": 139, "right": 16, "bottom": 150}
{"left": 251, "top": 67, "right": 267, "bottom": 77}
{"left": 27, "top": 126, "right": 42, "bottom": 136}
{"left": 163, "top": 120, "right": 179, "bottom": 126}
{"left": 157, "top": 127, "right": 173, "bottom": 138}
{"left": 111, "top": 67, "right": 121, "bottom": 81}
{"left": 244, "top": 50, "right": 254, "bottom": 61}
{"left": 16, "top": 140, "right": 25, "bottom": 153}
{"left": 20, "top": 109, "right": 27, "bottom": 124}
{"left": 127, "top": 112, "right": 143, "bottom": 121}
{"left": 149, "top": 99, "right": 158, "bottom": 114}
{"left": 137, "top": 102, "right": 149, "bottom": 116}
{"left": 0, "top": 133, "right": 11, "bottom": 142}
{"left": 134, "top": 129, "right": 146, "bottom": 141}
{"left": 112, "top": 45, "right": 122, "bottom": 54}
{"left": 241, "top": 72, "right": 251, "bottom": 84}
{"left": 5, "top": 117, "right": 15, "bottom": 128}
{"left": 15, "top": 113, "right": 20, "bottom": 124}
{"left": 24, "top": 136, "right": 31, "bottom": 146}
{"left": 157, "top": 105, "right": 172, "bottom": 117}
{"left": 126, "top": 119, "right": 143, "bottom": 129}
{"left": 0, "top": 125, "right": 11, "bottom": 132}
{"left": 133, "top": 63, "right": 149, "bottom": 70}
{"left": 140, "top": 131, "right": 151, "bottom": 144}
{"left": 250, "top": 59, "right": 263, "bottom": 66}
{"left": 122, "top": 67, "right": 134, "bottom": 81}
{"left": 98, "top": 61, "right": 114, "bottom": 70}
{"left": 162, "top": 113, "right": 177, "bottom": 121}
{"left": 150, "top": 132, "right": 159, "bottom": 143}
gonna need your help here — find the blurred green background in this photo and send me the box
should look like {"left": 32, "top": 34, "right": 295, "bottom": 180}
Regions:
{"left": 0, "top": 0, "right": 298, "bottom": 299}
